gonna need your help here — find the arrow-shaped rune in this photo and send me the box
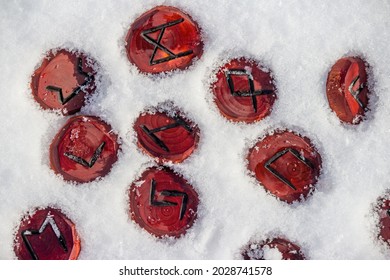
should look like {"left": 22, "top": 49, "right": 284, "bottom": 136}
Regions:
{"left": 348, "top": 75, "right": 365, "bottom": 109}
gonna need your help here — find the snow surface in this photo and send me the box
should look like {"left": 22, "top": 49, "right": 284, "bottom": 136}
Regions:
{"left": 1, "top": 0, "right": 390, "bottom": 259}
{"left": 262, "top": 246, "right": 283, "bottom": 261}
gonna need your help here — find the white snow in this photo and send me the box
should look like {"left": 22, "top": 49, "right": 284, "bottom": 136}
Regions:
{"left": 262, "top": 246, "right": 283, "bottom": 261}
{"left": 1, "top": 0, "right": 390, "bottom": 259}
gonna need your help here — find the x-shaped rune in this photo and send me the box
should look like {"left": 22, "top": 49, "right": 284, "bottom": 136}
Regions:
{"left": 225, "top": 69, "right": 273, "bottom": 113}
{"left": 149, "top": 179, "right": 188, "bottom": 220}
{"left": 46, "top": 57, "right": 94, "bottom": 105}
{"left": 21, "top": 214, "right": 68, "bottom": 260}
{"left": 141, "top": 18, "right": 194, "bottom": 65}
{"left": 348, "top": 75, "right": 365, "bottom": 108}
{"left": 141, "top": 116, "right": 192, "bottom": 152}
{"left": 64, "top": 142, "right": 106, "bottom": 168}
{"left": 264, "top": 148, "right": 314, "bottom": 191}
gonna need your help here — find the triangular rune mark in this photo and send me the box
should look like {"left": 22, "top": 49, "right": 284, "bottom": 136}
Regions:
{"left": 141, "top": 18, "right": 193, "bottom": 65}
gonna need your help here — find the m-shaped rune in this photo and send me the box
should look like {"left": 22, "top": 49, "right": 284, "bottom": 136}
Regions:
{"left": 21, "top": 214, "right": 68, "bottom": 260}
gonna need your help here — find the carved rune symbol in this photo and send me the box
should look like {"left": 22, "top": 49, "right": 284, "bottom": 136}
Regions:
{"left": 64, "top": 142, "right": 106, "bottom": 168}
{"left": 225, "top": 69, "right": 273, "bottom": 113}
{"left": 149, "top": 179, "right": 188, "bottom": 220}
{"left": 21, "top": 214, "right": 68, "bottom": 260}
{"left": 264, "top": 148, "right": 314, "bottom": 191}
{"left": 46, "top": 57, "right": 94, "bottom": 105}
{"left": 141, "top": 18, "right": 193, "bottom": 65}
{"left": 348, "top": 75, "right": 365, "bottom": 108}
{"left": 141, "top": 116, "right": 192, "bottom": 152}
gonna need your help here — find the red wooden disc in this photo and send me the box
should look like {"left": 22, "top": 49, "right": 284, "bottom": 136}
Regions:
{"left": 247, "top": 130, "right": 322, "bottom": 203}
{"left": 31, "top": 49, "right": 97, "bottom": 115}
{"left": 50, "top": 115, "right": 119, "bottom": 183}
{"left": 326, "top": 56, "right": 369, "bottom": 124}
{"left": 14, "top": 207, "right": 80, "bottom": 260}
{"left": 129, "top": 167, "right": 199, "bottom": 238}
{"left": 377, "top": 197, "right": 390, "bottom": 246}
{"left": 211, "top": 57, "right": 276, "bottom": 123}
{"left": 242, "top": 238, "right": 305, "bottom": 260}
{"left": 134, "top": 109, "right": 200, "bottom": 163}
{"left": 125, "top": 6, "right": 203, "bottom": 74}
